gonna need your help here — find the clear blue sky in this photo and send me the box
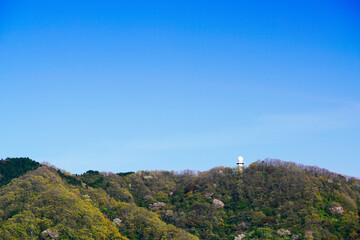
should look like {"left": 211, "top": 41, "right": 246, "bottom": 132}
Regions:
{"left": 1, "top": 1, "right": 360, "bottom": 176}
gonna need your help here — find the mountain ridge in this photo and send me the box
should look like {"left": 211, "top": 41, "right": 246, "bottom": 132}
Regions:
{"left": 0, "top": 158, "right": 359, "bottom": 239}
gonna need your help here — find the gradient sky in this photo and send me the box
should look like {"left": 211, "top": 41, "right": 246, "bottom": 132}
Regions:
{"left": 1, "top": 1, "right": 360, "bottom": 176}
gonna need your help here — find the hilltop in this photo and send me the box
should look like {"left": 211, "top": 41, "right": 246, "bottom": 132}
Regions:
{"left": 0, "top": 158, "right": 359, "bottom": 239}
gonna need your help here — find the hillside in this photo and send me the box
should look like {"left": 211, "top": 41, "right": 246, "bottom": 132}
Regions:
{"left": 0, "top": 158, "right": 359, "bottom": 239}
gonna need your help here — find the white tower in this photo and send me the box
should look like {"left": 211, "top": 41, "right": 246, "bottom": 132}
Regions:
{"left": 236, "top": 156, "right": 244, "bottom": 173}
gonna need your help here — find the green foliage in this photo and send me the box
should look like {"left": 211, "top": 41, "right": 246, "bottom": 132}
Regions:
{"left": 81, "top": 170, "right": 104, "bottom": 188}
{"left": 0, "top": 157, "right": 40, "bottom": 187}
{"left": 117, "top": 172, "right": 135, "bottom": 177}
{"left": 57, "top": 169, "right": 82, "bottom": 186}
{"left": 0, "top": 167, "right": 126, "bottom": 239}
{"left": 116, "top": 202, "right": 198, "bottom": 240}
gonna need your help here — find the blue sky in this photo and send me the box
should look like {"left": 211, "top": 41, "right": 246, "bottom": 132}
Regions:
{"left": 1, "top": 1, "right": 360, "bottom": 176}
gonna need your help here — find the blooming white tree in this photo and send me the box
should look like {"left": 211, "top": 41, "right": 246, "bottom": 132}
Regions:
{"left": 277, "top": 228, "right": 291, "bottom": 236}
{"left": 213, "top": 199, "right": 224, "bottom": 208}
{"left": 42, "top": 229, "right": 59, "bottom": 239}
{"left": 149, "top": 202, "right": 166, "bottom": 210}
{"left": 292, "top": 234, "right": 300, "bottom": 240}
{"left": 113, "top": 218, "right": 122, "bottom": 226}
{"left": 165, "top": 210, "right": 174, "bottom": 217}
{"left": 234, "top": 233, "right": 245, "bottom": 240}
{"left": 205, "top": 192, "right": 213, "bottom": 199}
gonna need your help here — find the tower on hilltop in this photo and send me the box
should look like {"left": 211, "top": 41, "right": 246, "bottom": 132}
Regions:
{"left": 236, "top": 156, "right": 244, "bottom": 173}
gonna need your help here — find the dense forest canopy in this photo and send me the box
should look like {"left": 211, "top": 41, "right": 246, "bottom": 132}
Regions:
{"left": 0, "top": 157, "right": 40, "bottom": 187}
{"left": 0, "top": 157, "right": 359, "bottom": 239}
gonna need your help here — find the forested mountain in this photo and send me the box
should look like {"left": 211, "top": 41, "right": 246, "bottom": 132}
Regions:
{"left": 0, "top": 158, "right": 359, "bottom": 240}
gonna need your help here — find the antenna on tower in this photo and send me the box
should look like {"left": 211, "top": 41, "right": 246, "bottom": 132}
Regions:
{"left": 236, "top": 156, "right": 244, "bottom": 173}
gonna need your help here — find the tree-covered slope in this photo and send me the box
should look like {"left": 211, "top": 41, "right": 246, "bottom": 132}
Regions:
{"left": 0, "top": 158, "right": 359, "bottom": 239}
{"left": 0, "top": 166, "right": 126, "bottom": 240}
{"left": 77, "top": 183, "right": 198, "bottom": 240}
{"left": 0, "top": 162, "right": 198, "bottom": 240}
{"left": 79, "top": 160, "right": 360, "bottom": 240}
